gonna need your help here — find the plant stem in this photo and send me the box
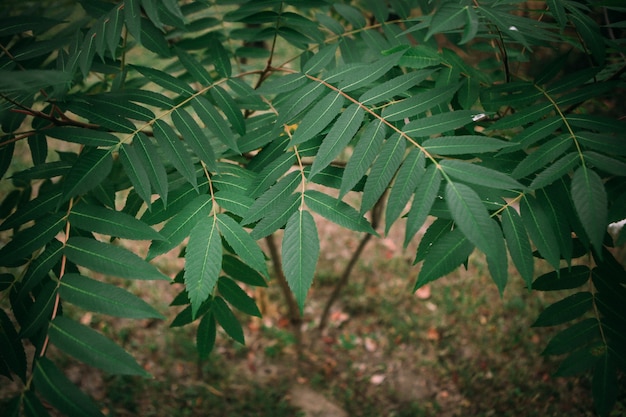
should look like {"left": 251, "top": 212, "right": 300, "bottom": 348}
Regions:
{"left": 317, "top": 194, "right": 385, "bottom": 334}
{"left": 264, "top": 233, "right": 303, "bottom": 358}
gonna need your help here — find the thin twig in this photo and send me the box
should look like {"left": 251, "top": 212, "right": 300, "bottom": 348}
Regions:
{"left": 317, "top": 193, "right": 385, "bottom": 334}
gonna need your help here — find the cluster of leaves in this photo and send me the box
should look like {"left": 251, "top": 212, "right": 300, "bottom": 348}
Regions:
{"left": 0, "top": 0, "right": 625, "bottom": 415}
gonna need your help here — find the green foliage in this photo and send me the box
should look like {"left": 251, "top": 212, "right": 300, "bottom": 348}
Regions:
{"left": 0, "top": 0, "right": 624, "bottom": 416}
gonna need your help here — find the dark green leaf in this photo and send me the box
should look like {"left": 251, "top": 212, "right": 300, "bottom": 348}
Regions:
{"left": 542, "top": 318, "right": 600, "bottom": 356}
{"left": 197, "top": 312, "right": 216, "bottom": 359}
{"left": 304, "top": 190, "right": 377, "bottom": 234}
{"left": 532, "top": 292, "right": 593, "bottom": 327}
{"left": 217, "top": 214, "right": 268, "bottom": 277}
{"left": 153, "top": 119, "right": 198, "bottom": 189}
{"left": 358, "top": 69, "right": 435, "bottom": 105}
{"left": 402, "top": 110, "right": 479, "bottom": 138}
{"left": 59, "top": 273, "right": 164, "bottom": 319}
{"left": 440, "top": 159, "right": 524, "bottom": 190}
{"left": 17, "top": 240, "right": 63, "bottom": 301}
{"left": 172, "top": 108, "right": 217, "bottom": 172}
{"left": 0, "top": 213, "right": 65, "bottom": 266}
{"left": 44, "top": 127, "right": 119, "bottom": 147}
{"left": 185, "top": 216, "right": 221, "bottom": 318}
{"left": 33, "top": 357, "right": 104, "bottom": 417}
{"left": 339, "top": 118, "right": 386, "bottom": 198}
{"left": 69, "top": 203, "right": 162, "bottom": 240}
{"left": 423, "top": 136, "right": 515, "bottom": 155}
{"left": 593, "top": 350, "right": 618, "bottom": 417}
{"left": 0, "top": 189, "right": 62, "bottom": 231}
{"left": 148, "top": 194, "right": 213, "bottom": 259}
{"left": 501, "top": 206, "right": 534, "bottom": 288}
{"left": 49, "top": 316, "right": 149, "bottom": 376}
{"left": 405, "top": 164, "right": 442, "bottom": 247}
{"left": 386, "top": 148, "right": 425, "bottom": 233}
{"left": 361, "top": 133, "right": 406, "bottom": 213}
{"left": 175, "top": 47, "right": 213, "bottom": 86}
{"left": 0, "top": 308, "right": 26, "bottom": 382}
{"left": 282, "top": 209, "right": 319, "bottom": 314}
{"left": 520, "top": 194, "right": 560, "bottom": 270}
{"left": 532, "top": 265, "right": 591, "bottom": 291}
{"left": 119, "top": 143, "right": 152, "bottom": 207}
{"left": 249, "top": 193, "right": 301, "bottom": 240}
{"left": 65, "top": 237, "right": 169, "bottom": 280}
{"left": 213, "top": 296, "right": 244, "bottom": 344}
{"left": 19, "top": 280, "right": 56, "bottom": 339}
{"left": 218, "top": 276, "right": 261, "bottom": 317}
{"left": 415, "top": 228, "right": 474, "bottom": 290}
{"left": 445, "top": 181, "right": 499, "bottom": 259}
{"left": 131, "top": 65, "right": 195, "bottom": 96}
{"left": 571, "top": 166, "right": 607, "bottom": 254}
{"left": 134, "top": 133, "right": 169, "bottom": 205}
{"left": 192, "top": 96, "right": 239, "bottom": 153}
{"left": 222, "top": 254, "right": 268, "bottom": 288}
{"left": 290, "top": 91, "right": 344, "bottom": 146}
{"left": 61, "top": 149, "right": 112, "bottom": 201}
{"left": 382, "top": 83, "right": 459, "bottom": 122}
{"left": 242, "top": 170, "right": 300, "bottom": 225}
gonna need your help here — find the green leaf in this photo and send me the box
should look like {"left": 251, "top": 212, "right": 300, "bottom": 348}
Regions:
{"left": 212, "top": 296, "right": 244, "bottom": 344}
{"left": 256, "top": 73, "right": 307, "bottom": 95}
{"left": 440, "top": 159, "right": 524, "bottom": 190}
{"left": 385, "top": 148, "right": 425, "bottom": 233}
{"left": 445, "top": 181, "right": 499, "bottom": 259}
{"left": 153, "top": 119, "right": 198, "bottom": 189}
{"left": 334, "top": 3, "right": 366, "bottom": 28}
{"left": 148, "top": 194, "right": 213, "bottom": 259}
{"left": 61, "top": 149, "right": 112, "bottom": 201}
{"left": 310, "top": 104, "right": 365, "bottom": 179}
{"left": 415, "top": 228, "right": 474, "bottom": 290}
{"left": 49, "top": 316, "right": 148, "bottom": 376}
{"left": 65, "top": 237, "right": 169, "bottom": 280}
{"left": 222, "top": 254, "right": 268, "bottom": 288}
{"left": 593, "top": 350, "right": 618, "bottom": 417}
{"left": 304, "top": 190, "right": 377, "bottom": 234}
{"left": 247, "top": 152, "right": 296, "bottom": 198}
{"left": 402, "top": 110, "right": 479, "bottom": 138}
{"left": 175, "top": 47, "right": 213, "bottom": 86}
{"left": 197, "top": 312, "right": 216, "bottom": 359}
{"left": 33, "top": 357, "right": 104, "bottom": 417}
{"left": 0, "top": 189, "right": 62, "bottom": 231}
{"left": 584, "top": 151, "right": 626, "bottom": 177}
{"left": 214, "top": 190, "right": 254, "bottom": 218}
{"left": 361, "top": 133, "right": 406, "bottom": 213}
{"left": 185, "top": 216, "right": 221, "bottom": 318}
{"left": 17, "top": 240, "right": 64, "bottom": 301}
{"left": 339, "top": 118, "right": 386, "bottom": 198}
{"left": 487, "top": 102, "right": 553, "bottom": 132}
{"left": 358, "top": 69, "right": 435, "bottom": 105}
{"left": 542, "top": 318, "right": 600, "bottom": 356}
{"left": 382, "top": 83, "right": 459, "bottom": 122}
{"left": 0, "top": 308, "right": 26, "bottom": 382}
{"left": 242, "top": 170, "right": 300, "bottom": 225}
{"left": 217, "top": 214, "right": 268, "bottom": 277}
{"left": 423, "top": 136, "right": 515, "bottom": 155}
{"left": 513, "top": 134, "right": 573, "bottom": 179}
{"left": 69, "top": 203, "right": 162, "bottom": 241}
{"left": 337, "top": 51, "right": 403, "bottom": 92}
{"left": 303, "top": 43, "right": 338, "bottom": 74}
{"left": 399, "top": 45, "right": 441, "bottom": 69}
{"left": 23, "top": 389, "right": 51, "bottom": 417}
{"left": 546, "top": 0, "right": 567, "bottom": 28}
{"left": 44, "top": 127, "right": 119, "bottom": 147}
{"left": 210, "top": 85, "right": 245, "bottom": 136}
{"left": 520, "top": 194, "right": 561, "bottom": 270}
{"left": 19, "top": 280, "right": 57, "bottom": 339}
{"left": 405, "top": 164, "right": 441, "bottom": 247}
{"left": 0, "top": 213, "right": 65, "bottom": 266}
{"left": 532, "top": 292, "right": 593, "bottom": 327}
{"left": 486, "top": 218, "right": 508, "bottom": 295}
{"left": 275, "top": 82, "right": 326, "bottom": 129}
{"left": 290, "top": 91, "right": 344, "bottom": 146}
{"left": 134, "top": 133, "right": 168, "bottom": 206}
{"left": 131, "top": 64, "right": 195, "bottom": 96}
{"left": 124, "top": 0, "right": 142, "bottom": 43}
{"left": 218, "top": 276, "right": 261, "bottom": 317}
{"left": 501, "top": 206, "right": 534, "bottom": 288}
{"left": 171, "top": 108, "right": 217, "bottom": 172}
{"left": 209, "top": 37, "right": 232, "bottom": 78}
{"left": 59, "top": 273, "right": 164, "bottom": 319}
{"left": 282, "top": 209, "right": 319, "bottom": 314}
{"left": 119, "top": 144, "right": 152, "bottom": 207}
{"left": 571, "top": 166, "right": 607, "bottom": 254}
{"left": 249, "top": 193, "right": 301, "bottom": 240}
{"left": 192, "top": 96, "right": 239, "bottom": 153}
{"left": 530, "top": 152, "right": 580, "bottom": 190}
